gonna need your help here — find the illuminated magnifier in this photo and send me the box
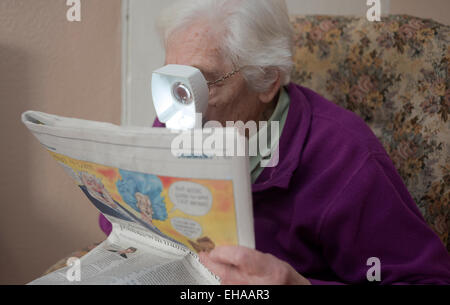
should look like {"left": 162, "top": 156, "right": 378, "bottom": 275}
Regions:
{"left": 152, "top": 65, "right": 209, "bottom": 130}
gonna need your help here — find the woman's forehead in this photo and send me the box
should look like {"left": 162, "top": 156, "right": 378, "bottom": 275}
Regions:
{"left": 165, "top": 47, "right": 223, "bottom": 73}
{"left": 165, "top": 24, "right": 228, "bottom": 75}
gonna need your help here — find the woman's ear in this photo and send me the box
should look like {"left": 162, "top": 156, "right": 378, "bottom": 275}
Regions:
{"left": 258, "top": 70, "right": 282, "bottom": 104}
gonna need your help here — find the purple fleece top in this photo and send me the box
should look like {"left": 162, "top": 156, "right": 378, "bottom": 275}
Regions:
{"left": 100, "top": 83, "right": 450, "bottom": 284}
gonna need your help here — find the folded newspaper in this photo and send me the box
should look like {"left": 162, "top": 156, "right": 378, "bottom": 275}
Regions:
{"left": 22, "top": 111, "right": 254, "bottom": 285}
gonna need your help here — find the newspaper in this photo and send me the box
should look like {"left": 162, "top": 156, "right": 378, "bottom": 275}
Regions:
{"left": 22, "top": 111, "right": 254, "bottom": 285}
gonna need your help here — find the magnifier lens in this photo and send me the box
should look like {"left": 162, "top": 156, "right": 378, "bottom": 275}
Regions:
{"left": 172, "top": 82, "right": 193, "bottom": 105}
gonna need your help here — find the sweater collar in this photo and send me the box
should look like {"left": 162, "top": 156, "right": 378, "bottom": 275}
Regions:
{"left": 252, "top": 83, "right": 312, "bottom": 192}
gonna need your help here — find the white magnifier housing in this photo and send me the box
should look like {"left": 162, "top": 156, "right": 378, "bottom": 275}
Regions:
{"left": 152, "top": 65, "right": 209, "bottom": 130}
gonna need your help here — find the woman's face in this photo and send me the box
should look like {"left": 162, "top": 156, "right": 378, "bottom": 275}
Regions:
{"left": 81, "top": 172, "right": 103, "bottom": 193}
{"left": 135, "top": 192, "right": 153, "bottom": 218}
{"left": 165, "top": 21, "right": 274, "bottom": 127}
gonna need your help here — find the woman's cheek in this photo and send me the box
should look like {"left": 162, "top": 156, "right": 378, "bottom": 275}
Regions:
{"left": 208, "top": 94, "right": 223, "bottom": 107}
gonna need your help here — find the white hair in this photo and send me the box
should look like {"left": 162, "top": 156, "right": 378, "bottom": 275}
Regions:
{"left": 157, "top": 0, "right": 294, "bottom": 92}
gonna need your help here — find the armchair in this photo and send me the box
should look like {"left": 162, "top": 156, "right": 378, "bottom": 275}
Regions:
{"left": 290, "top": 15, "right": 449, "bottom": 250}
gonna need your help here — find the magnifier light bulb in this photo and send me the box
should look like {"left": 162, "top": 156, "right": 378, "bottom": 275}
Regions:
{"left": 172, "top": 82, "right": 193, "bottom": 105}
{"left": 152, "top": 65, "right": 209, "bottom": 130}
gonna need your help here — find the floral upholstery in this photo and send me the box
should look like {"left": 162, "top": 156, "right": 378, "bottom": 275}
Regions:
{"left": 290, "top": 15, "right": 449, "bottom": 250}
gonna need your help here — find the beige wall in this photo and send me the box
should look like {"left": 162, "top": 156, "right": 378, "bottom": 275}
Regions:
{"left": 391, "top": 0, "right": 450, "bottom": 25}
{"left": 0, "top": 0, "right": 121, "bottom": 284}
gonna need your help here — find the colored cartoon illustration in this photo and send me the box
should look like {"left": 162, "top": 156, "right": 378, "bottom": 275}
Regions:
{"left": 116, "top": 170, "right": 168, "bottom": 228}
{"left": 78, "top": 171, "right": 133, "bottom": 222}
{"left": 57, "top": 161, "right": 82, "bottom": 184}
{"left": 50, "top": 152, "right": 239, "bottom": 251}
{"left": 135, "top": 192, "right": 155, "bottom": 227}
{"left": 79, "top": 171, "right": 118, "bottom": 210}
{"left": 188, "top": 236, "right": 215, "bottom": 253}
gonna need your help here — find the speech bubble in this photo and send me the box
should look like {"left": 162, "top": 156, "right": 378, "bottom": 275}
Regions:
{"left": 171, "top": 217, "right": 202, "bottom": 239}
{"left": 168, "top": 181, "right": 213, "bottom": 216}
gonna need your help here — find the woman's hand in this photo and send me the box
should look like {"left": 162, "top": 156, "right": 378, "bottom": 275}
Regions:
{"left": 198, "top": 246, "right": 311, "bottom": 285}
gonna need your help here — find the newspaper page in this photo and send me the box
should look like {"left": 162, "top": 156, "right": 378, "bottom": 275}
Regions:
{"left": 22, "top": 111, "right": 254, "bottom": 284}
{"left": 29, "top": 222, "right": 219, "bottom": 285}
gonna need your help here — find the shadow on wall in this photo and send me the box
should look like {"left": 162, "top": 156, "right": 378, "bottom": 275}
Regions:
{"left": 0, "top": 0, "right": 122, "bottom": 284}
{"left": 0, "top": 45, "right": 93, "bottom": 284}
{"left": 0, "top": 45, "right": 34, "bottom": 284}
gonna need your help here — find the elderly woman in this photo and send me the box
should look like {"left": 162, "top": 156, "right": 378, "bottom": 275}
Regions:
{"left": 101, "top": 0, "right": 450, "bottom": 284}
